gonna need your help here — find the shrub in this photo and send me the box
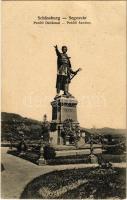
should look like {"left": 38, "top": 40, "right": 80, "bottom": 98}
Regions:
{"left": 16, "top": 141, "right": 27, "bottom": 153}
{"left": 104, "top": 142, "right": 126, "bottom": 154}
{"left": 43, "top": 145, "right": 56, "bottom": 160}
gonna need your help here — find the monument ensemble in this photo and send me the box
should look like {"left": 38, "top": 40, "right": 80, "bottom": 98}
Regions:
{"left": 50, "top": 45, "right": 82, "bottom": 145}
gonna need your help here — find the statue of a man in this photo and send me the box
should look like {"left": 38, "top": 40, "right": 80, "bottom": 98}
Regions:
{"left": 54, "top": 45, "right": 77, "bottom": 97}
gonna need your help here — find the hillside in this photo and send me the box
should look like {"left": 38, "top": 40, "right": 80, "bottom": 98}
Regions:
{"left": 1, "top": 112, "right": 126, "bottom": 141}
{"left": 82, "top": 127, "right": 126, "bottom": 136}
{"left": 1, "top": 112, "right": 42, "bottom": 141}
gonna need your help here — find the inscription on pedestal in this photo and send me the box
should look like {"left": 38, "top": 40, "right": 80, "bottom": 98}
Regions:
{"left": 61, "top": 106, "right": 77, "bottom": 122}
{"left": 51, "top": 96, "right": 78, "bottom": 123}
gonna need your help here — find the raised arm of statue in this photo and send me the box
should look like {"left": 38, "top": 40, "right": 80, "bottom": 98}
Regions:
{"left": 54, "top": 45, "right": 61, "bottom": 56}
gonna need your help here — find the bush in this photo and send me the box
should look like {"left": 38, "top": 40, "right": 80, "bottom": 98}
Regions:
{"left": 43, "top": 145, "right": 56, "bottom": 160}
{"left": 17, "top": 141, "right": 27, "bottom": 153}
{"left": 104, "top": 142, "right": 126, "bottom": 154}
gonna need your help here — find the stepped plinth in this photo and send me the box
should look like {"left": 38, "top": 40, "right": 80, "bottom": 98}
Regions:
{"left": 50, "top": 95, "right": 79, "bottom": 145}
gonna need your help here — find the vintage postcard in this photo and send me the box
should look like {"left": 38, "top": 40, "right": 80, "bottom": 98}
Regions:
{"left": 1, "top": 1, "right": 126, "bottom": 199}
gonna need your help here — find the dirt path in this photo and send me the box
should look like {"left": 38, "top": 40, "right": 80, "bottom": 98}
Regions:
{"left": 1, "top": 147, "right": 53, "bottom": 199}
{"left": 1, "top": 147, "right": 126, "bottom": 199}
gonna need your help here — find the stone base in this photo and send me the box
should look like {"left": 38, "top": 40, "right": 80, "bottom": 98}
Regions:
{"left": 76, "top": 137, "right": 86, "bottom": 148}
{"left": 50, "top": 131, "right": 58, "bottom": 145}
{"left": 38, "top": 157, "right": 46, "bottom": 165}
{"left": 51, "top": 95, "right": 78, "bottom": 123}
{"left": 88, "top": 154, "right": 98, "bottom": 164}
{"left": 51, "top": 95, "right": 80, "bottom": 145}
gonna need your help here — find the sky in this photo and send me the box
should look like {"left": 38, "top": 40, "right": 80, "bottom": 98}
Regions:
{"left": 2, "top": 1, "right": 126, "bottom": 128}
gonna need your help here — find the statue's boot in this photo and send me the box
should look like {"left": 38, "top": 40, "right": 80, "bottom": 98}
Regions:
{"left": 64, "top": 91, "right": 72, "bottom": 97}
{"left": 67, "top": 92, "right": 72, "bottom": 96}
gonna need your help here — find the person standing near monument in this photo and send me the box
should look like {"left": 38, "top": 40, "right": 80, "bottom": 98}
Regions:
{"left": 54, "top": 45, "right": 78, "bottom": 97}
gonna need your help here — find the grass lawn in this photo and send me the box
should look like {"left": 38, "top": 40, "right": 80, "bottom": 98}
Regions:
{"left": 7, "top": 149, "right": 40, "bottom": 164}
{"left": 20, "top": 167, "right": 126, "bottom": 199}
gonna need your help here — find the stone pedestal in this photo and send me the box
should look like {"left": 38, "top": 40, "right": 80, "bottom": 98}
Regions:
{"left": 38, "top": 146, "right": 46, "bottom": 165}
{"left": 76, "top": 137, "right": 86, "bottom": 148}
{"left": 88, "top": 154, "right": 98, "bottom": 164}
{"left": 51, "top": 95, "right": 79, "bottom": 145}
{"left": 38, "top": 157, "right": 46, "bottom": 165}
{"left": 51, "top": 95, "right": 78, "bottom": 123}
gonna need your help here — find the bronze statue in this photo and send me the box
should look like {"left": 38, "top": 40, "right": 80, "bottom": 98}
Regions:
{"left": 54, "top": 45, "right": 81, "bottom": 98}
